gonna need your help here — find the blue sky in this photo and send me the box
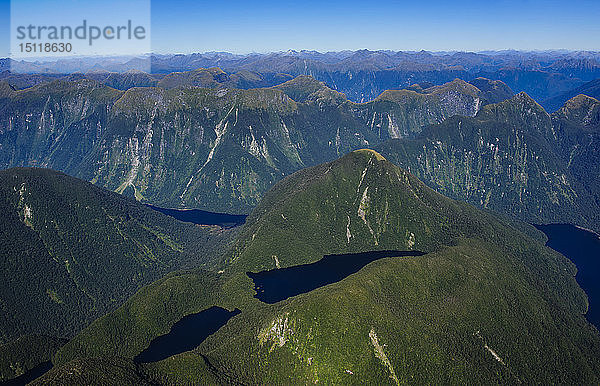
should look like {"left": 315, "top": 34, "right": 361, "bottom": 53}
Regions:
{"left": 1, "top": 0, "right": 599, "bottom": 56}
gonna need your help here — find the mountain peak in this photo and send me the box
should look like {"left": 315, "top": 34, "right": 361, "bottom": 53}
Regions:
{"left": 277, "top": 74, "right": 322, "bottom": 88}
{"left": 468, "top": 77, "right": 514, "bottom": 104}
{"left": 230, "top": 149, "right": 454, "bottom": 271}
{"left": 351, "top": 148, "right": 386, "bottom": 161}
{"left": 514, "top": 91, "right": 537, "bottom": 103}
{"left": 206, "top": 67, "right": 227, "bottom": 75}
{"left": 553, "top": 93, "right": 600, "bottom": 129}
{"left": 563, "top": 93, "right": 599, "bottom": 109}
{"left": 480, "top": 91, "right": 548, "bottom": 117}
{"left": 516, "top": 91, "right": 552, "bottom": 113}
{"left": 273, "top": 75, "right": 346, "bottom": 103}
{"left": 423, "top": 78, "right": 480, "bottom": 97}
{"left": 473, "top": 91, "right": 552, "bottom": 132}
{"left": 374, "top": 79, "right": 484, "bottom": 118}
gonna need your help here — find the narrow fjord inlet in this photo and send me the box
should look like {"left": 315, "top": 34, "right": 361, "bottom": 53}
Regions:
{"left": 146, "top": 204, "right": 247, "bottom": 227}
{"left": 134, "top": 307, "right": 241, "bottom": 363}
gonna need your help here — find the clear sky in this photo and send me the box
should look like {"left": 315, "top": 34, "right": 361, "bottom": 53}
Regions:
{"left": 1, "top": 0, "right": 599, "bottom": 57}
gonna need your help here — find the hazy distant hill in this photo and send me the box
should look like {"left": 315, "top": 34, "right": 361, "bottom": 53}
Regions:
{"left": 2, "top": 50, "right": 598, "bottom": 102}
{"left": 542, "top": 78, "right": 600, "bottom": 112}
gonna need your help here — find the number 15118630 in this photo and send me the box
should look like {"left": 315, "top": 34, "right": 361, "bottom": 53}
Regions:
{"left": 19, "top": 42, "right": 73, "bottom": 53}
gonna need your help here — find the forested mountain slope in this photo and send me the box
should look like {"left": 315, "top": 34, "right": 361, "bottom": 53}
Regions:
{"left": 48, "top": 151, "right": 600, "bottom": 385}
{"left": 0, "top": 77, "right": 487, "bottom": 213}
{"left": 377, "top": 93, "right": 600, "bottom": 231}
{"left": 0, "top": 168, "right": 236, "bottom": 382}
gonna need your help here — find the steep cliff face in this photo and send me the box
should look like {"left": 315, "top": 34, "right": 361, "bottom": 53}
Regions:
{"left": 378, "top": 93, "right": 600, "bottom": 231}
{"left": 550, "top": 94, "right": 600, "bottom": 206}
{"left": 2, "top": 78, "right": 596, "bottom": 227}
{"left": 0, "top": 79, "right": 121, "bottom": 171}
{"left": 0, "top": 77, "right": 487, "bottom": 213}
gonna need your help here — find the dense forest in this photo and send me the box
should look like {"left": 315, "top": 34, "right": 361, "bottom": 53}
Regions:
{"left": 0, "top": 168, "right": 238, "bottom": 381}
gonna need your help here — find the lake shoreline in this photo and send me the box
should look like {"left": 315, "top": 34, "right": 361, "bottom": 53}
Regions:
{"left": 535, "top": 223, "right": 600, "bottom": 330}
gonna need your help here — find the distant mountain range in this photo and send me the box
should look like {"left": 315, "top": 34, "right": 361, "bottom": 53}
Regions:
{"left": 3, "top": 50, "right": 600, "bottom": 106}
{"left": 543, "top": 78, "right": 600, "bottom": 112}
{"left": 0, "top": 76, "right": 498, "bottom": 214}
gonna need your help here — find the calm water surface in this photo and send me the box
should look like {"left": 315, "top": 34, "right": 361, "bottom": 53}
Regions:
{"left": 247, "top": 250, "right": 425, "bottom": 304}
{"left": 3, "top": 361, "right": 52, "bottom": 386}
{"left": 146, "top": 204, "right": 247, "bottom": 227}
{"left": 134, "top": 306, "right": 241, "bottom": 363}
{"left": 535, "top": 224, "right": 600, "bottom": 329}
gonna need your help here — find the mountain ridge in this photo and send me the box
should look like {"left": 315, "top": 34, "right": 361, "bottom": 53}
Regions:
{"left": 0, "top": 167, "right": 237, "bottom": 382}
{"left": 377, "top": 91, "right": 600, "bottom": 231}
{"left": 5, "top": 49, "right": 595, "bottom": 103}
{"left": 0, "top": 75, "right": 490, "bottom": 213}
{"left": 49, "top": 150, "right": 600, "bottom": 384}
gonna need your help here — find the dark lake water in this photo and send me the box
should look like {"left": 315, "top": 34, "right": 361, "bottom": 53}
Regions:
{"left": 247, "top": 250, "right": 425, "bottom": 304}
{"left": 146, "top": 204, "right": 247, "bottom": 227}
{"left": 535, "top": 224, "right": 600, "bottom": 329}
{"left": 134, "top": 306, "right": 241, "bottom": 363}
{"left": 2, "top": 361, "right": 52, "bottom": 386}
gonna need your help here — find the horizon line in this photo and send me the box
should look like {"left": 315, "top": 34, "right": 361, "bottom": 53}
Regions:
{"left": 5, "top": 48, "right": 600, "bottom": 61}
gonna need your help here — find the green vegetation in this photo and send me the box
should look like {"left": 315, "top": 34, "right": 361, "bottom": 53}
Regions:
{"left": 30, "top": 357, "right": 149, "bottom": 386}
{"left": 551, "top": 94, "right": 600, "bottom": 215}
{"left": 469, "top": 77, "right": 515, "bottom": 104}
{"left": 48, "top": 151, "right": 600, "bottom": 384}
{"left": 377, "top": 92, "right": 600, "bottom": 232}
{"left": 0, "top": 76, "right": 488, "bottom": 214}
{"left": 2, "top": 75, "right": 597, "bottom": 233}
{"left": 140, "top": 352, "right": 224, "bottom": 385}
{"left": 0, "top": 168, "right": 237, "bottom": 381}
{"left": 0, "top": 335, "right": 66, "bottom": 382}
{"left": 156, "top": 67, "right": 293, "bottom": 90}
{"left": 272, "top": 75, "right": 347, "bottom": 104}
{"left": 54, "top": 269, "right": 227, "bottom": 363}
{"left": 3, "top": 56, "right": 600, "bottom": 384}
